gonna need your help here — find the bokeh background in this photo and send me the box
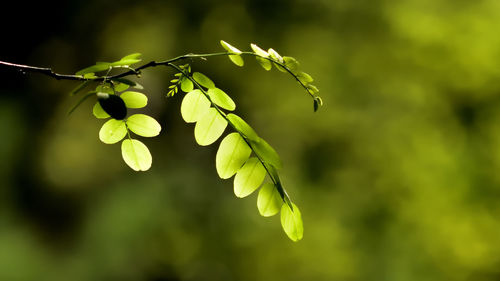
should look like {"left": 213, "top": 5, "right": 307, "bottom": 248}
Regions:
{"left": 2, "top": 0, "right": 500, "bottom": 280}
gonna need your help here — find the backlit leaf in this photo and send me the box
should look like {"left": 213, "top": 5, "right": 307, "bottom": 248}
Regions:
{"left": 296, "top": 71, "right": 314, "bottom": 84}
{"left": 207, "top": 88, "right": 235, "bottom": 111}
{"left": 268, "top": 48, "right": 283, "bottom": 63}
{"left": 251, "top": 44, "right": 272, "bottom": 71}
{"left": 93, "top": 102, "right": 110, "bottom": 119}
{"left": 194, "top": 108, "right": 228, "bottom": 146}
{"left": 180, "top": 77, "right": 194, "bottom": 92}
{"left": 120, "top": 53, "right": 142, "bottom": 60}
{"left": 192, "top": 72, "right": 215, "bottom": 89}
{"left": 220, "top": 40, "right": 244, "bottom": 67}
{"left": 281, "top": 203, "right": 303, "bottom": 242}
{"left": 180, "top": 89, "right": 211, "bottom": 123}
{"left": 114, "top": 82, "right": 130, "bottom": 92}
{"left": 250, "top": 138, "right": 282, "bottom": 169}
{"left": 99, "top": 119, "right": 127, "bottom": 144}
{"left": 226, "top": 114, "right": 258, "bottom": 141}
{"left": 121, "top": 139, "right": 152, "bottom": 171}
{"left": 120, "top": 91, "right": 148, "bottom": 108}
{"left": 126, "top": 114, "right": 161, "bottom": 137}
{"left": 250, "top": 43, "right": 269, "bottom": 57}
{"left": 216, "top": 133, "right": 252, "bottom": 179}
{"left": 283, "top": 56, "right": 299, "bottom": 72}
{"left": 234, "top": 157, "right": 266, "bottom": 198}
{"left": 257, "top": 183, "right": 283, "bottom": 217}
{"left": 76, "top": 63, "right": 111, "bottom": 75}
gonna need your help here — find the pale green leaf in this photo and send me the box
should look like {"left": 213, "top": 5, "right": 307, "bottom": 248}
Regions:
{"left": 226, "top": 114, "right": 259, "bottom": 141}
{"left": 99, "top": 119, "right": 127, "bottom": 144}
{"left": 257, "top": 183, "right": 283, "bottom": 217}
{"left": 114, "top": 82, "right": 130, "bottom": 92}
{"left": 192, "top": 72, "right": 215, "bottom": 89}
{"left": 207, "top": 88, "right": 236, "bottom": 111}
{"left": 228, "top": 55, "right": 244, "bottom": 67}
{"left": 234, "top": 157, "right": 266, "bottom": 198}
{"left": 250, "top": 43, "right": 269, "bottom": 57}
{"left": 180, "top": 77, "right": 194, "bottom": 92}
{"left": 96, "top": 84, "right": 114, "bottom": 95}
{"left": 216, "top": 133, "right": 252, "bottom": 179}
{"left": 256, "top": 57, "right": 272, "bottom": 71}
{"left": 194, "top": 108, "right": 228, "bottom": 146}
{"left": 76, "top": 63, "right": 111, "bottom": 75}
{"left": 296, "top": 71, "right": 314, "bottom": 84}
{"left": 251, "top": 44, "right": 272, "bottom": 71}
{"left": 93, "top": 102, "right": 110, "bottom": 119}
{"left": 120, "top": 91, "right": 148, "bottom": 108}
{"left": 110, "top": 58, "right": 141, "bottom": 67}
{"left": 121, "top": 139, "right": 152, "bottom": 171}
{"left": 250, "top": 138, "right": 282, "bottom": 169}
{"left": 283, "top": 56, "right": 299, "bottom": 72}
{"left": 121, "top": 53, "right": 142, "bottom": 60}
{"left": 268, "top": 48, "right": 283, "bottom": 63}
{"left": 180, "top": 89, "right": 211, "bottom": 123}
{"left": 220, "top": 40, "right": 243, "bottom": 54}
{"left": 281, "top": 203, "right": 303, "bottom": 242}
{"left": 126, "top": 114, "right": 161, "bottom": 137}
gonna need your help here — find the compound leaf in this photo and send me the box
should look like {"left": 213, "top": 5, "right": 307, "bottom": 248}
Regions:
{"left": 99, "top": 119, "right": 127, "bottom": 144}
{"left": 126, "top": 114, "right": 161, "bottom": 137}
{"left": 296, "top": 71, "right": 314, "bottom": 84}
{"left": 216, "top": 133, "right": 252, "bottom": 179}
{"left": 250, "top": 138, "right": 283, "bottom": 169}
{"left": 194, "top": 108, "right": 228, "bottom": 146}
{"left": 283, "top": 56, "right": 299, "bottom": 72}
{"left": 251, "top": 44, "right": 272, "bottom": 71}
{"left": 281, "top": 203, "right": 303, "bottom": 242}
{"left": 220, "top": 40, "right": 244, "bottom": 67}
{"left": 76, "top": 63, "right": 111, "bottom": 75}
{"left": 207, "top": 88, "right": 236, "bottom": 111}
{"left": 120, "top": 91, "right": 148, "bottom": 108}
{"left": 192, "top": 72, "right": 215, "bottom": 89}
{"left": 226, "top": 114, "right": 259, "bottom": 141}
{"left": 93, "top": 102, "right": 110, "bottom": 119}
{"left": 257, "top": 183, "right": 283, "bottom": 217}
{"left": 121, "top": 139, "right": 152, "bottom": 171}
{"left": 180, "top": 89, "right": 211, "bottom": 123}
{"left": 180, "top": 77, "right": 194, "bottom": 92}
{"left": 234, "top": 157, "right": 266, "bottom": 198}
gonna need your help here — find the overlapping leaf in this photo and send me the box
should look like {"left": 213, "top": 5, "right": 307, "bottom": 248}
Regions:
{"left": 207, "top": 88, "right": 236, "bottom": 111}
{"left": 120, "top": 91, "right": 148, "bottom": 108}
{"left": 194, "top": 108, "right": 228, "bottom": 146}
{"left": 281, "top": 203, "right": 303, "bottom": 242}
{"left": 216, "top": 133, "right": 252, "bottom": 179}
{"left": 234, "top": 157, "right": 267, "bottom": 198}
{"left": 180, "top": 89, "right": 211, "bottom": 123}
{"left": 257, "top": 183, "right": 283, "bottom": 217}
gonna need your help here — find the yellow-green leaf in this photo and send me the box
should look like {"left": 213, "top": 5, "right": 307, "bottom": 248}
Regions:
{"left": 180, "top": 77, "right": 194, "bottom": 92}
{"left": 192, "top": 72, "right": 215, "bottom": 89}
{"left": 250, "top": 138, "right": 282, "bottom": 169}
{"left": 281, "top": 203, "right": 303, "bottom": 242}
{"left": 207, "top": 88, "right": 235, "bottom": 111}
{"left": 257, "top": 183, "right": 283, "bottom": 217}
{"left": 180, "top": 89, "right": 211, "bottom": 123}
{"left": 93, "top": 102, "right": 110, "bottom": 119}
{"left": 221, "top": 40, "right": 243, "bottom": 54}
{"left": 126, "top": 114, "right": 161, "bottom": 137}
{"left": 227, "top": 114, "right": 259, "bottom": 141}
{"left": 216, "top": 133, "right": 252, "bottom": 179}
{"left": 251, "top": 44, "right": 272, "bottom": 71}
{"left": 99, "top": 119, "right": 127, "bottom": 144}
{"left": 121, "top": 139, "right": 152, "bottom": 171}
{"left": 194, "top": 108, "right": 228, "bottom": 146}
{"left": 234, "top": 157, "right": 266, "bottom": 198}
{"left": 120, "top": 91, "right": 148, "bottom": 108}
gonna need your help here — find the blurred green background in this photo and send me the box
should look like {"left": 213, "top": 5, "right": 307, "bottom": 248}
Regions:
{"left": 2, "top": 0, "right": 500, "bottom": 280}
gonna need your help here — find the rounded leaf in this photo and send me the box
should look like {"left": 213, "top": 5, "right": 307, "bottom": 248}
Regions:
{"left": 121, "top": 139, "right": 152, "bottom": 171}
{"left": 120, "top": 91, "right": 147, "bottom": 108}
{"left": 126, "top": 114, "right": 161, "bottom": 137}
{"left": 296, "top": 71, "right": 314, "bottom": 84}
{"left": 194, "top": 108, "right": 228, "bottom": 146}
{"left": 281, "top": 203, "right": 303, "bottom": 242}
{"left": 256, "top": 57, "right": 272, "bottom": 71}
{"left": 93, "top": 102, "right": 110, "bottom": 119}
{"left": 250, "top": 43, "right": 269, "bottom": 57}
{"left": 283, "top": 56, "right": 299, "bottom": 72}
{"left": 181, "top": 89, "right": 211, "bottom": 123}
{"left": 98, "top": 93, "right": 127, "bottom": 120}
{"left": 250, "top": 138, "right": 282, "bottom": 169}
{"left": 207, "top": 88, "right": 235, "bottom": 111}
{"left": 99, "top": 119, "right": 127, "bottom": 144}
{"left": 257, "top": 183, "right": 283, "bottom": 217}
{"left": 227, "top": 114, "right": 258, "bottom": 141}
{"left": 234, "top": 157, "right": 266, "bottom": 198}
{"left": 216, "top": 133, "right": 252, "bottom": 179}
{"left": 192, "top": 72, "right": 215, "bottom": 89}
{"left": 220, "top": 40, "right": 243, "bottom": 54}
{"left": 268, "top": 48, "right": 283, "bottom": 63}
{"left": 180, "top": 78, "right": 194, "bottom": 92}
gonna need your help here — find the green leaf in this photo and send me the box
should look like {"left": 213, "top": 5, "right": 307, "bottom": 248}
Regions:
{"left": 216, "top": 133, "right": 252, "bottom": 179}
{"left": 234, "top": 157, "right": 267, "bottom": 198}
{"left": 194, "top": 108, "right": 228, "bottom": 146}
{"left": 121, "top": 53, "right": 142, "bottom": 60}
{"left": 207, "top": 88, "right": 236, "bottom": 111}
{"left": 93, "top": 102, "right": 110, "bottom": 119}
{"left": 250, "top": 43, "right": 269, "bottom": 57}
{"left": 313, "top": 96, "right": 323, "bottom": 112}
{"left": 96, "top": 84, "right": 114, "bottom": 95}
{"left": 220, "top": 40, "right": 244, "bottom": 67}
{"left": 121, "top": 139, "right": 152, "bottom": 171}
{"left": 256, "top": 57, "right": 272, "bottom": 71}
{"left": 226, "top": 114, "right": 259, "bottom": 141}
{"left": 114, "top": 82, "right": 130, "bottom": 92}
{"left": 126, "top": 114, "right": 161, "bottom": 137}
{"left": 192, "top": 72, "right": 215, "bottom": 89}
{"left": 268, "top": 48, "right": 283, "bottom": 63}
{"left": 180, "top": 77, "right": 194, "bottom": 92}
{"left": 112, "top": 78, "right": 138, "bottom": 87}
{"left": 250, "top": 138, "right": 282, "bottom": 169}
{"left": 296, "top": 71, "right": 314, "bottom": 84}
{"left": 281, "top": 203, "right": 303, "bottom": 242}
{"left": 69, "top": 80, "right": 92, "bottom": 96}
{"left": 99, "top": 119, "right": 127, "bottom": 144}
{"left": 251, "top": 44, "right": 272, "bottom": 71}
{"left": 228, "top": 54, "right": 244, "bottom": 67}
{"left": 76, "top": 63, "right": 111, "bottom": 75}
{"left": 110, "top": 58, "right": 142, "bottom": 67}
{"left": 120, "top": 91, "right": 148, "bottom": 108}
{"left": 283, "top": 56, "right": 299, "bottom": 72}
{"left": 180, "top": 89, "right": 211, "bottom": 123}
{"left": 257, "top": 183, "right": 283, "bottom": 217}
